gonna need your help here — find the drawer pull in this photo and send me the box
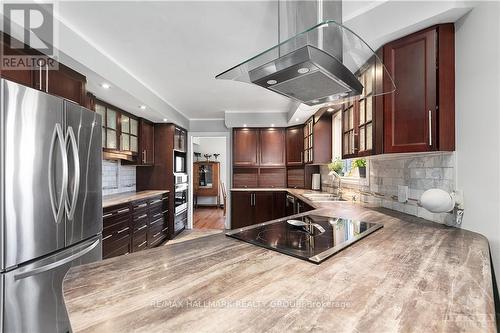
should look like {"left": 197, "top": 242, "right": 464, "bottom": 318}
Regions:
{"left": 150, "top": 218, "right": 163, "bottom": 225}
{"left": 137, "top": 225, "right": 147, "bottom": 231}
{"left": 136, "top": 214, "right": 147, "bottom": 220}
{"left": 162, "top": 210, "right": 168, "bottom": 214}
{"left": 103, "top": 213, "right": 113, "bottom": 218}
{"left": 117, "top": 208, "right": 130, "bottom": 214}
{"left": 162, "top": 197, "right": 168, "bottom": 201}
{"left": 153, "top": 232, "right": 161, "bottom": 238}
{"left": 138, "top": 241, "right": 147, "bottom": 248}
{"left": 135, "top": 203, "right": 147, "bottom": 209}
{"left": 161, "top": 227, "right": 168, "bottom": 233}
{"left": 150, "top": 199, "right": 162, "bottom": 205}
{"left": 102, "top": 234, "right": 112, "bottom": 241}
{"left": 153, "top": 212, "right": 162, "bottom": 218}
{"left": 117, "top": 227, "right": 130, "bottom": 234}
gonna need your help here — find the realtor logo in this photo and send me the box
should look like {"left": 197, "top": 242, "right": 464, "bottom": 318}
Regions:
{"left": 2, "top": 2, "right": 58, "bottom": 70}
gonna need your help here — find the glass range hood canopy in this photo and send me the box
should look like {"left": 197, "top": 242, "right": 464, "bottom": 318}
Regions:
{"left": 216, "top": 20, "right": 396, "bottom": 106}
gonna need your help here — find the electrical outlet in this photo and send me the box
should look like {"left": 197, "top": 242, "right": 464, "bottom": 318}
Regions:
{"left": 454, "top": 189, "right": 464, "bottom": 209}
{"left": 398, "top": 185, "right": 408, "bottom": 203}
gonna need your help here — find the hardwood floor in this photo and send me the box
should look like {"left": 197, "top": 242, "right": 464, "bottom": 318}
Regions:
{"left": 193, "top": 207, "right": 225, "bottom": 230}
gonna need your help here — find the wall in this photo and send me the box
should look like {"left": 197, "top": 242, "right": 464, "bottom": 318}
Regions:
{"left": 102, "top": 160, "right": 136, "bottom": 196}
{"left": 455, "top": 2, "right": 500, "bottom": 292}
{"left": 193, "top": 137, "right": 227, "bottom": 205}
{"left": 320, "top": 152, "right": 456, "bottom": 224}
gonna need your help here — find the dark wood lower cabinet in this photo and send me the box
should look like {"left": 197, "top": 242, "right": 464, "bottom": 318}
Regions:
{"left": 102, "top": 193, "right": 169, "bottom": 259}
{"left": 231, "top": 191, "right": 296, "bottom": 229}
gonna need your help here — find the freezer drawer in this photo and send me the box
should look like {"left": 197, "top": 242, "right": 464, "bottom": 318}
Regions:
{"left": 2, "top": 236, "right": 101, "bottom": 333}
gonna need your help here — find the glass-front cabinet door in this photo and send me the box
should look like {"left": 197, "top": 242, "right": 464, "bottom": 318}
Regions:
{"left": 120, "top": 115, "right": 138, "bottom": 153}
{"left": 198, "top": 164, "right": 213, "bottom": 188}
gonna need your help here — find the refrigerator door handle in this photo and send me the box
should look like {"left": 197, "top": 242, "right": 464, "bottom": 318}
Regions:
{"left": 65, "top": 126, "right": 80, "bottom": 220}
{"left": 48, "top": 123, "right": 68, "bottom": 224}
{"left": 14, "top": 239, "right": 100, "bottom": 281}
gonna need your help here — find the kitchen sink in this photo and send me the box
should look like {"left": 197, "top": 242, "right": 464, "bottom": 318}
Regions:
{"left": 301, "top": 193, "right": 346, "bottom": 202}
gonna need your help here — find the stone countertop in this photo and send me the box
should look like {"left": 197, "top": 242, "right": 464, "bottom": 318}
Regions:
{"left": 63, "top": 202, "right": 496, "bottom": 332}
{"left": 102, "top": 190, "right": 169, "bottom": 208}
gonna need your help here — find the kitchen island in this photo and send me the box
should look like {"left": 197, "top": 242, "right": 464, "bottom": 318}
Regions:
{"left": 63, "top": 202, "right": 496, "bottom": 332}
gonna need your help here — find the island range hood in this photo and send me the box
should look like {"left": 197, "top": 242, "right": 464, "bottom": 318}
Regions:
{"left": 216, "top": 0, "right": 395, "bottom": 106}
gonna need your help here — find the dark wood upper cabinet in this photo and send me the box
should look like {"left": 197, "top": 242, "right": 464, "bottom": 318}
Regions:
{"left": 259, "top": 128, "right": 285, "bottom": 166}
{"left": 233, "top": 128, "right": 259, "bottom": 166}
{"left": 36, "top": 63, "right": 86, "bottom": 106}
{"left": 286, "top": 126, "right": 304, "bottom": 166}
{"left": 313, "top": 113, "right": 332, "bottom": 164}
{"left": 139, "top": 119, "right": 155, "bottom": 165}
{"left": 383, "top": 24, "right": 454, "bottom": 153}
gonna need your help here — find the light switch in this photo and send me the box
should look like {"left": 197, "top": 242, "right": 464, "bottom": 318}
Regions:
{"left": 398, "top": 185, "right": 408, "bottom": 203}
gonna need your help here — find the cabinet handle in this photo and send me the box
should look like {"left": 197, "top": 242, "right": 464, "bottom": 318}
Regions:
{"left": 150, "top": 218, "right": 163, "bottom": 225}
{"left": 300, "top": 151, "right": 303, "bottom": 163}
{"left": 162, "top": 210, "right": 168, "bottom": 214}
{"left": 153, "top": 232, "right": 161, "bottom": 238}
{"left": 142, "top": 150, "right": 146, "bottom": 163}
{"left": 117, "top": 208, "right": 130, "bottom": 214}
{"left": 103, "top": 213, "right": 113, "bottom": 218}
{"left": 45, "top": 64, "right": 49, "bottom": 92}
{"left": 117, "top": 227, "right": 129, "bottom": 234}
{"left": 39, "top": 65, "right": 42, "bottom": 90}
{"left": 136, "top": 214, "right": 147, "bottom": 220}
{"left": 161, "top": 227, "right": 168, "bottom": 233}
{"left": 151, "top": 199, "right": 162, "bottom": 205}
{"left": 138, "top": 241, "right": 147, "bottom": 248}
{"left": 153, "top": 212, "right": 162, "bottom": 218}
{"left": 135, "top": 203, "right": 147, "bottom": 209}
{"left": 137, "top": 225, "right": 147, "bottom": 231}
{"left": 102, "top": 234, "right": 112, "bottom": 241}
{"left": 428, "top": 110, "right": 432, "bottom": 146}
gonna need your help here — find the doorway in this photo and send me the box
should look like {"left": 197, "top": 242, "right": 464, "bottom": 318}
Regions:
{"left": 190, "top": 136, "right": 228, "bottom": 230}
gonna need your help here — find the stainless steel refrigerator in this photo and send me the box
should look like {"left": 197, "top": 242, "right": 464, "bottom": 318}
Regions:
{"left": 0, "top": 79, "right": 103, "bottom": 332}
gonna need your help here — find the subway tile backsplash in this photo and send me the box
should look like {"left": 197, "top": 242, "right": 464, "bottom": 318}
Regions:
{"left": 102, "top": 159, "right": 136, "bottom": 196}
{"left": 320, "top": 152, "right": 456, "bottom": 224}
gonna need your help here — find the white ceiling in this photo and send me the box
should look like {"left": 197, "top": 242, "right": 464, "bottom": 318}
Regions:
{"left": 54, "top": 1, "right": 474, "bottom": 123}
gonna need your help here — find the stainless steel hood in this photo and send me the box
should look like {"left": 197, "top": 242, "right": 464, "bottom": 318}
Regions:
{"left": 216, "top": 0, "right": 395, "bottom": 106}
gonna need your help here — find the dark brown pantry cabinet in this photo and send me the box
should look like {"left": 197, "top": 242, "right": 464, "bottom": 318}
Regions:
{"left": 139, "top": 119, "right": 155, "bottom": 165}
{"left": 383, "top": 24, "right": 455, "bottom": 153}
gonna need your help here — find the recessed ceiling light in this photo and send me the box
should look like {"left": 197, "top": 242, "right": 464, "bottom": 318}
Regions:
{"left": 271, "top": 124, "right": 275, "bottom": 127}
{"left": 243, "top": 124, "right": 247, "bottom": 127}
{"left": 101, "top": 83, "right": 110, "bottom": 89}
{"left": 295, "top": 118, "right": 300, "bottom": 121}
{"left": 266, "top": 79, "right": 277, "bottom": 85}
{"left": 139, "top": 105, "right": 146, "bottom": 110}
{"left": 297, "top": 67, "right": 310, "bottom": 74}
{"left": 327, "top": 107, "right": 334, "bottom": 112}
{"left": 163, "top": 118, "right": 168, "bottom": 122}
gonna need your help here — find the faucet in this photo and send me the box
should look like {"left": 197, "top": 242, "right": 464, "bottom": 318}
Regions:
{"left": 328, "top": 170, "right": 342, "bottom": 197}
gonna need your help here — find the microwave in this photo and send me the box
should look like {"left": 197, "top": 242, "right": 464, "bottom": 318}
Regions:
{"left": 174, "top": 152, "right": 186, "bottom": 173}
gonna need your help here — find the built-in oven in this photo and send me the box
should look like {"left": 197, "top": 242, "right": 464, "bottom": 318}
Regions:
{"left": 174, "top": 182, "right": 188, "bottom": 215}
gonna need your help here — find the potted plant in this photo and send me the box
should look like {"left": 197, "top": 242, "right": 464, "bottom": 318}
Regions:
{"left": 352, "top": 158, "right": 367, "bottom": 178}
{"left": 328, "top": 158, "right": 344, "bottom": 176}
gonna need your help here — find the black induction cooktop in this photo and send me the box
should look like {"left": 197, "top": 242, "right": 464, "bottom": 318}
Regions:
{"left": 226, "top": 213, "right": 383, "bottom": 264}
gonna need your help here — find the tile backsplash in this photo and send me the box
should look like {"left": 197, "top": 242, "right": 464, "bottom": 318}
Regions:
{"left": 102, "top": 160, "right": 136, "bottom": 196}
{"left": 320, "top": 152, "right": 456, "bottom": 224}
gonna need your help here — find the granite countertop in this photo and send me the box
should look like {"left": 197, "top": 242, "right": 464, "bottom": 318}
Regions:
{"left": 63, "top": 202, "right": 496, "bottom": 332}
{"left": 102, "top": 190, "right": 169, "bottom": 208}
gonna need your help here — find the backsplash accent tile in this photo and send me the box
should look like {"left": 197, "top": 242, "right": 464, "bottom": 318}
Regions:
{"left": 320, "top": 152, "right": 456, "bottom": 224}
{"left": 102, "top": 160, "right": 136, "bottom": 196}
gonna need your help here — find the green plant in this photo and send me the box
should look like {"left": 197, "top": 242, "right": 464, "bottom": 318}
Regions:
{"left": 328, "top": 158, "right": 343, "bottom": 174}
{"left": 352, "top": 158, "right": 367, "bottom": 168}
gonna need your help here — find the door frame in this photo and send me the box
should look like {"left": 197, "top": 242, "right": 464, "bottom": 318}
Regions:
{"left": 187, "top": 132, "right": 231, "bottom": 230}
